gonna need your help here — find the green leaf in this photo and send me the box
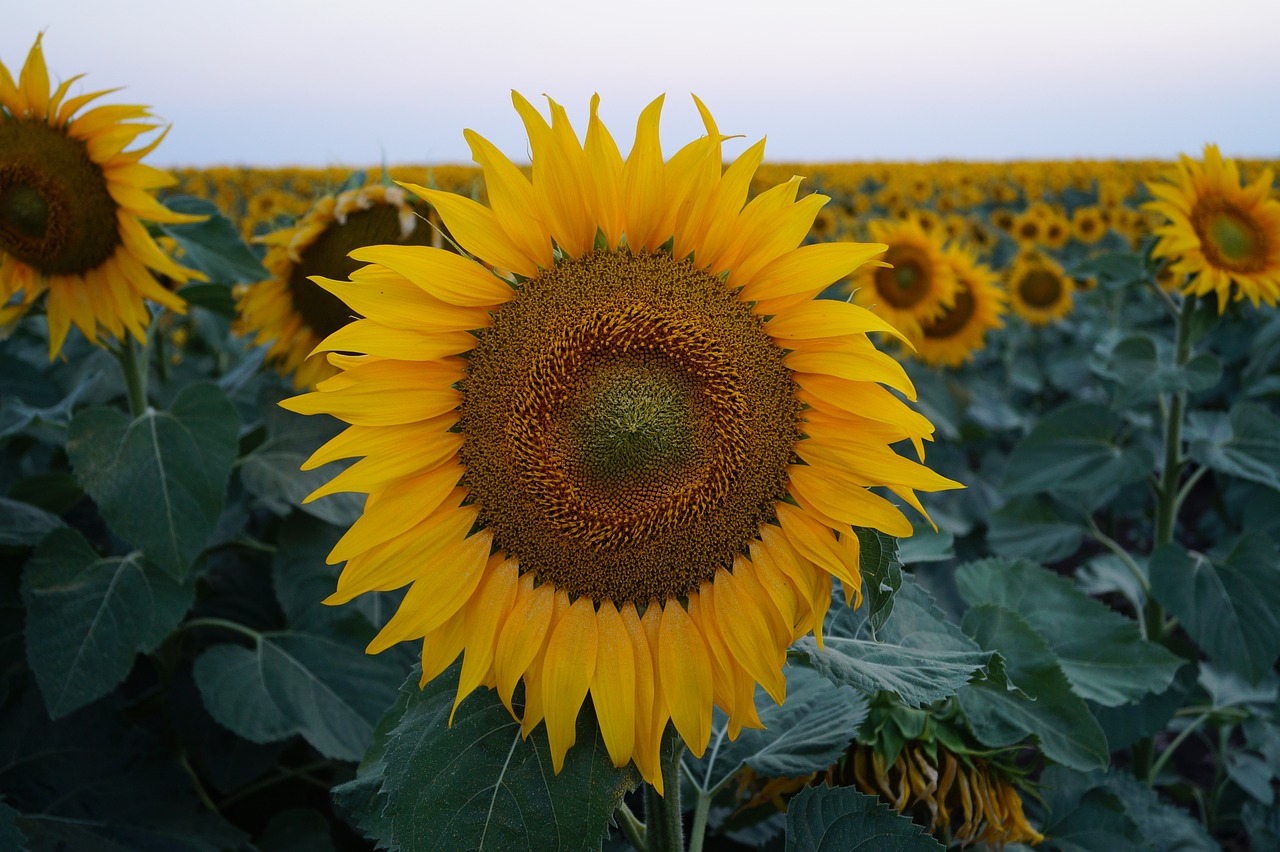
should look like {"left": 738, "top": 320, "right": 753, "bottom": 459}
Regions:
{"left": 987, "top": 495, "right": 1085, "bottom": 563}
{"left": 21, "top": 528, "right": 193, "bottom": 718}
{"left": 1097, "top": 334, "right": 1221, "bottom": 407}
{"left": 1187, "top": 403, "right": 1280, "bottom": 493}
{"left": 857, "top": 528, "right": 901, "bottom": 636}
{"left": 159, "top": 195, "right": 269, "bottom": 285}
{"left": 1035, "top": 766, "right": 1146, "bottom": 852}
{"left": 958, "top": 605, "right": 1109, "bottom": 771}
{"left": 957, "top": 558, "right": 1182, "bottom": 706}
{"left": 0, "top": 497, "right": 65, "bottom": 547}
{"left": 783, "top": 786, "right": 943, "bottom": 852}
{"left": 894, "top": 521, "right": 954, "bottom": 565}
{"left": 1102, "top": 769, "right": 1218, "bottom": 852}
{"left": 1150, "top": 536, "right": 1280, "bottom": 683}
{"left": 67, "top": 382, "right": 239, "bottom": 581}
{"left": 1091, "top": 671, "right": 1190, "bottom": 752}
{"left": 801, "top": 577, "right": 991, "bottom": 706}
{"left": 1000, "top": 403, "right": 1154, "bottom": 501}
{"left": 333, "top": 664, "right": 633, "bottom": 852}
{"left": 257, "top": 808, "right": 338, "bottom": 852}
{"left": 193, "top": 630, "right": 402, "bottom": 761}
{"left": 688, "top": 665, "right": 868, "bottom": 794}
{"left": 0, "top": 799, "right": 26, "bottom": 852}
{"left": 1072, "top": 251, "right": 1145, "bottom": 287}
{"left": 239, "top": 408, "right": 362, "bottom": 526}
{"left": 175, "top": 282, "right": 237, "bottom": 320}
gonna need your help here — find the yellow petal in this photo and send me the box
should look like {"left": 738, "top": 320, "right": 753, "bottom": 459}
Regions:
{"left": 419, "top": 607, "right": 467, "bottom": 685}
{"left": 313, "top": 270, "right": 490, "bottom": 333}
{"left": 767, "top": 299, "right": 912, "bottom": 347}
{"left": 775, "top": 502, "right": 859, "bottom": 589}
{"left": 349, "top": 245, "right": 515, "bottom": 307}
{"left": 464, "top": 128, "right": 554, "bottom": 270}
{"left": 312, "top": 321, "right": 475, "bottom": 362}
{"left": 584, "top": 93, "right": 625, "bottom": 248}
{"left": 590, "top": 601, "right": 637, "bottom": 768}
{"left": 659, "top": 601, "right": 713, "bottom": 758}
{"left": 543, "top": 596, "right": 599, "bottom": 773}
{"left": 452, "top": 556, "right": 519, "bottom": 722}
{"left": 18, "top": 34, "right": 49, "bottom": 117}
{"left": 686, "top": 584, "right": 737, "bottom": 719}
{"left": 621, "top": 95, "right": 667, "bottom": 252}
{"left": 787, "top": 464, "right": 915, "bottom": 537}
{"left": 399, "top": 182, "right": 539, "bottom": 278}
{"left": 623, "top": 602, "right": 662, "bottom": 793}
{"left": 493, "top": 573, "right": 555, "bottom": 717}
{"left": 714, "top": 565, "right": 786, "bottom": 704}
{"left": 327, "top": 463, "right": 465, "bottom": 563}
{"left": 281, "top": 360, "right": 462, "bottom": 427}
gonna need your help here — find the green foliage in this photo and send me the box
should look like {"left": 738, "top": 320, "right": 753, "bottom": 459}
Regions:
{"left": 1150, "top": 535, "right": 1280, "bottom": 683}
{"left": 783, "top": 786, "right": 943, "bottom": 851}
{"left": 160, "top": 196, "right": 269, "bottom": 285}
{"left": 334, "top": 663, "right": 633, "bottom": 851}
{"left": 0, "top": 496, "right": 64, "bottom": 546}
{"left": 958, "top": 605, "right": 1110, "bottom": 771}
{"left": 66, "top": 382, "right": 239, "bottom": 581}
{"left": 1096, "top": 333, "right": 1222, "bottom": 407}
{"left": 987, "top": 495, "right": 1085, "bottom": 562}
{"left": 1186, "top": 402, "right": 1280, "bottom": 493}
{"left": 856, "top": 528, "right": 902, "bottom": 635}
{"left": 22, "top": 528, "right": 193, "bottom": 718}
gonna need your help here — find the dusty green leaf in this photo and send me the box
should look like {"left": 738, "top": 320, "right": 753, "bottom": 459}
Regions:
{"left": 1035, "top": 766, "right": 1146, "bottom": 852}
{"left": 0, "top": 497, "right": 65, "bottom": 547}
{"left": 857, "top": 528, "right": 901, "bottom": 636}
{"left": 159, "top": 195, "right": 268, "bottom": 285}
{"left": 1187, "top": 402, "right": 1280, "bottom": 492}
{"left": 1098, "top": 333, "right": 1221, "bottom": 407}
{"left": 67, "top": 382, "right": 239, "bottom": 581}
{"left": 957, "top": 558, "right": 1182, "bottom": 705}
{"left": 1000, "top": 403, "right": 1154, "bottom": 500}
{"left": 987, "top": 495, "right": 1085, "bottom": 562}
{"left": 784, "top": 786, "right": 943, "bottom": 851}
{"left": 239, "top": 409, "right": 362, "bottom": 526}
{"left": 22, "top": 528, "right": 193, "bottom": 718}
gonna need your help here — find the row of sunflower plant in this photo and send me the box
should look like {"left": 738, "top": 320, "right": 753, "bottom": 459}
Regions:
{"left": 2, "top": 33, "right": 1279, "bottom": 852}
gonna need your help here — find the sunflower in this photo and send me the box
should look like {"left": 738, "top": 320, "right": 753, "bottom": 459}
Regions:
{"left": 281, "top": 94, "right": 961, "bottom": 792}
{"left": 0, "top": 34, "right": 204, "bottom": 358}
{"left": 849, "top": 217, "right": 957, "bottom": 337}
{"left": 909, "top": 244, "right": 1005, "bottom": 368}
{"left": 1007, "top": 250, "right": 1073, "bottom": 325}
{"left": 1145, "top": 144, "right": 1280, "bottom": 310}
{"left": 235, "top": 184, "right": 438, "bottom": 389}
{"left": 1070, "top": 205, "right": 1107, "bottom": 244}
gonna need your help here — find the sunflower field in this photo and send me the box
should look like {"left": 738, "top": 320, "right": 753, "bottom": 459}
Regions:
{"left": 4, "top": 34, "right": 1280, "bottom": 852}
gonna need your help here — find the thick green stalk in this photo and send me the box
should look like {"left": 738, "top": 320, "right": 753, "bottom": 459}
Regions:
{"left": 116, "top": 337, "right": 149, "bottom": 418}
{"left": 646, "top": 730, "right": 687, "bottom": 852}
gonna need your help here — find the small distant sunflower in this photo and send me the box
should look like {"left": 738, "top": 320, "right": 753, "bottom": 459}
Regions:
{"left": 850, "top": 217, "right": 957, "bottom": 336}
{"left": 1145, "top": 144, "right": 1280, "bottom": 310}
{"left": 235, "top": 184, "right": 437, "bottom": 389}
{"left": 1007, "top": 251, "right": 1073, "bottom": 325}
{"left": 282, "top": 94, "right": 961, "bottom": 792}
{"left": 1070, "top": 205, "right": 1107, "bottom": 244}
{"left": 0, "top": 34, "right": 204, "bottom": 357}
{"left": 909, "top": 244, "right": 1005, "bottom": 367}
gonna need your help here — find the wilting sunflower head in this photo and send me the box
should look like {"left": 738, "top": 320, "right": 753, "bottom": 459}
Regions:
{"left": 1007, "top": 250, "right": 1073, "bottom": 326}
{"left": 281, "top": 93, "right": 962, "bottom": 792}
{"left": 848, "top": 217, "right": 958, "bottom": 338}
{"left": 909, "top": 244, "right": 1006, "bottom": 368}
{"left": 0, "top": 34, "right": 205, "bottom": 358}
{"left": 235, "top": 184, "right": 438, "bottom": 389}
{"left": 1145, "top": 144, "right": 1280, "bottom": 311}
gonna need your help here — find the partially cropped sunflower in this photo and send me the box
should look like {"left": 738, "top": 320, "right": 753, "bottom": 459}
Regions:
{"left": 909, "top": 244, "right": 1005, "bottom": 368}
{"left": 1145, "top": 144, "right": 1280, "bottom": 310}
{"left": 1007, "top": 251, "right": 1073, "bottom": 325}
{"left": 849, "top": 217, "right": 957, "bottom": 337}
{"left": 282, "top": 94, "right": 961, "bottom": 792}
{"left": 1070, "top": 205, "right": 1107, "bottom": 245}
{"left": 235, "top": 184, "right": 437, "bottom": 389}
{"left": 0, "top": 35, "right": 204, "bottom": 357}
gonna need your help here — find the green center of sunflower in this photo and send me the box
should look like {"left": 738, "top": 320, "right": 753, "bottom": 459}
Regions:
{"left": 875, "top": 245, "right": 932, "bottom": 308}
{"left": 1018, "top": 268, "right": 1063, "bottom": 308}
{"left": 0, "top": 119, "right": 120, "bottom": 275}
{"left": 287, "top": 203, "right": 433, "bottom": 339}
{"left": 921, "top": 284, "right": 976, "bottom": 339}
{"left": 461, "top": 249, "right": 799, "bottom": 604}
{"left": 1190, "top": 198, "right": 1268, "bottom": 274}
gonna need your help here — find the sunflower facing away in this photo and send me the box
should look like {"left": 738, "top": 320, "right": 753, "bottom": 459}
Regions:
{"left": 849, "top": 217, "right": 957, "bottom": 338}
{"left": 1007, "top": 250, "right": 1073, "bottom": 326}
{"left": 1145, "top": 144, "right": 1280, "bottom": 311}
{"left": 236, "top": 184, "right": 437, "bottom": 389}
{"left": 282, "top": 94, "right": 961, "bottom": 793}
{"left": 0, "top": 34, "right": 204, "bottom": 358}
{"left": 909, "top": 243, "right": 1005, "bottom": 368}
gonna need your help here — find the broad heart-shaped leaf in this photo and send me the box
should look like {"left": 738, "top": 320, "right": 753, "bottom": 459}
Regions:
{"left": 333, "top": 663, "right": 633, "bottom": 852}
{"left": 800, "top": 576, "right": 991, "bottom": 706}
{"left": 67, "top": 382, "right": 239, "bottom": 581}
{"left": 956, "top": 558, "right": 1182, "bottom": 706}
{"left": 784, "top": 786, "right": 943, "bottom": 852}
{"left": 1150, "top": 535, "right": 1280, "bottom": 683}
{"left": 687, "top": 666, "right": 868, "bottom": 794}
{"left": 239, "top": 407, "right": 362, "bottom": 527}
{"left": 193, "top": 630, "right": 401, "bottom": 761}
{"left": 1034, "top": 766, "right": 1147, "bottom": 852}
{"left": 958, "top": 605, "right": 1109, "bottom": 771}
{"left": 857, "top": 528, "right": 901, "bottom": 636}
{"left": 1000, "top": 402, "right": 1154, "bottom": 504}
{"left": 987, "top": 494, "right": 1085, "bottom": 563}
{"left": 175, "top": 282, "right": 238, "bottom": 320}
{"left": 21, "top": 527, "right": 193, "bottom": 718}
{"left": 0, "top": 496, "right": 65, "bottom": 546}
{"left": 0, "top": 798, "right": 26, "bottom": 851}
{"left": 1095, "top": 333, "right": 1221, "bottom": 408}
{"left": 1187, "top": 402, "right": 1280, "bottom": 493}
{"left": 159, "top": 195, "right": 269, "bottom": 285}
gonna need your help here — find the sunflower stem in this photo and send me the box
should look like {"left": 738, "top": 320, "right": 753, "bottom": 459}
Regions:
{"left": 116, "top": 336, "right": 149, "bottom": 418}
{"left": 616, "top": 802, "right": 648, "bottom": 852}
{"left": 646, "top": 729, "right": 687, "bottom": 852}
{"left": 687, "top": 788, "right": 712, "bottom": 852}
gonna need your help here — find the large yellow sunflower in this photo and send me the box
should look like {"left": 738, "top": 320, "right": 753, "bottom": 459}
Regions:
{"left": 1145, "top": 144, "right": 1280, "bottom": 310}
{"left": 849, "top": 217, "right": 957, "bottom": 337}
{"left": 0, "top": 35, "right": 204, "bottom": 358}
{"left": 1007, "top": 250, "right": 1074, "bottom": 326}
{"left": 281, "top": 94, "right": 960, "bottom": 793}
{"left": 236, "top": 184, "right": 438, "bottom": 389}
{"left": 909, "top": 243, "right": 1005, "bottom": 368}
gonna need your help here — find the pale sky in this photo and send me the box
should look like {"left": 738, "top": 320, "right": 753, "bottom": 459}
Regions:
{"left": 5, "top": 0, "right": 1278, "bottom": 167}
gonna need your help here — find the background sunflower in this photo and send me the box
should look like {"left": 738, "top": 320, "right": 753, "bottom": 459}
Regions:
{"left": 849, "top": 217, "right": 957, "bottom": 337}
